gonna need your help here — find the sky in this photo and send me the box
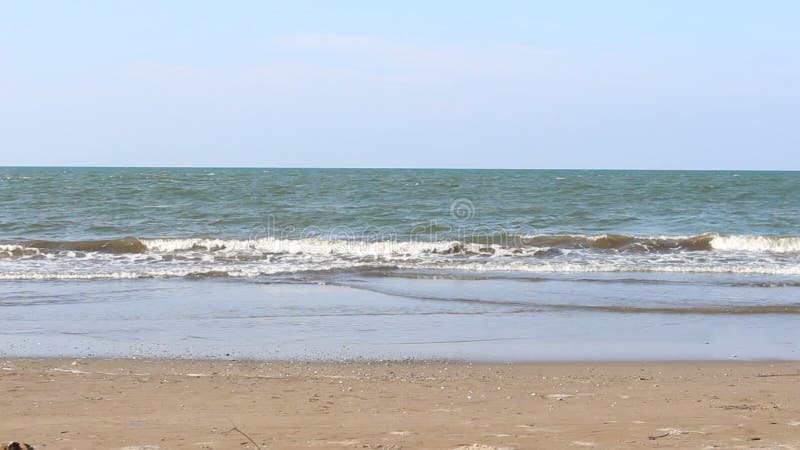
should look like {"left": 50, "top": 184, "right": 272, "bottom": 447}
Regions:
{"left": 0, "top": 1, "right": 798, "bottom": 169}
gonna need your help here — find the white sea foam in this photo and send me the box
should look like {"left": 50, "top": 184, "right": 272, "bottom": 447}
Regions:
{"left": 418, "top": 261, "right": 800, "bottom": 276}
{"left": 0, "top": 244, "right": 41, "bottom": 258}
{"left": 709, "top": 235, "right": 800, "bottom": 253}
{"left": 2, "top": 254, "right": 800, "bottom": 280}
{"left": 140, "top": 237, "right": 471, "bottom": 257}
{"left": 3, "top": 234, "right": 800, "bottom": 280}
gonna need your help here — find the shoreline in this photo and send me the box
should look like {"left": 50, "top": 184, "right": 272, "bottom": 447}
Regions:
{"left": 3, "top": 358, "right": 799, "bottom": 449}
{"left": 4, "top": 279, "right": 799, "bottom": 363}
{"left": 6, "top": 355, "right": 800, "bottom": 365}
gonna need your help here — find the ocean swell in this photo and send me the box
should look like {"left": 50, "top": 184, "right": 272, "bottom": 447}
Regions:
{"left": 3, "top": 233, "right": 800, "bottom": 258}
{"left": 26, "top": 237, "right": 147, "bottom": 254}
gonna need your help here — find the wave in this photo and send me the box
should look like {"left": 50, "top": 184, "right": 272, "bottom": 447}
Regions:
{"left": 7, "top": 233, "right": 800, "bottom": 256}
{"left": 2, "top": 233, "right": 800, "bottom": 281}
{"left": 708, "top": 235, "right": 800, "bottom": 253}
{"left": 138, "top": 237, "right": 465, "bottom": 256}
{"left": 25, "top": 237, "right": 147, "bottom": 254}
{"left": 517, "top": 234, "right": 715, "bottom": 251}
{"left": 2, "top": 259, "right": 800, "bottom": 280}
{"left": 519, "top": 233, "right": 800, "bottom": 253}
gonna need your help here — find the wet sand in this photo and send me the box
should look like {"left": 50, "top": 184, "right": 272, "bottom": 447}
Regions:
{"left": 2, "top": 359, "right": 800, "bottom": 449}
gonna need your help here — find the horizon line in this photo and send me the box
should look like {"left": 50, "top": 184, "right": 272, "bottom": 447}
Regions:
{"left": 1, "top": 165, "right": 797, "bottom": 172}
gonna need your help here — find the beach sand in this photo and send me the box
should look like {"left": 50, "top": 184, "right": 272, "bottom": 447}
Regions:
{"left": 2, "top": 359, "right": 799, "bottom": 449}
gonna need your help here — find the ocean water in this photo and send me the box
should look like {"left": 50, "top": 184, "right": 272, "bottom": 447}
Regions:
{"left": 1, "top": 168, "right": 799, "bottom": 360}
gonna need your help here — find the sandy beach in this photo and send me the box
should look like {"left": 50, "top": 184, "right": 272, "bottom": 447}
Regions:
{"left": 2, "top": 359, "right": 799, "bottom": 449}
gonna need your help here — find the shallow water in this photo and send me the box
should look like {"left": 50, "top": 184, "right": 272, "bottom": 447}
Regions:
{"left": 0, "top": 279, "right": 797, "bottom": 361}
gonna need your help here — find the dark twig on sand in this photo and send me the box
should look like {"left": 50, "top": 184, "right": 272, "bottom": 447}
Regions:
{"left": 648, "top": 432, "right": 670, "bottom": 440}
{"left": 223, "top": 421, "right": 262, "bottom": 450}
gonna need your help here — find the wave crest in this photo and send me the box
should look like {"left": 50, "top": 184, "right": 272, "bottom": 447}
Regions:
{"left": 709, "top": 235, "right": 800, "bottom": 253}
{"left": 27, "top": 237, "right": 146, "bottom": 254}
{"left": 518, "top": 234, "right": 714, "bottom": 251}
{"left": 6, "top": 233, "right": 800, "bottom": 258}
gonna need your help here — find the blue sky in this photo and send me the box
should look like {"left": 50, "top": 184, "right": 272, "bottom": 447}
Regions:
{"left": 1, "top": 1, "right": 798, "bottom": 169}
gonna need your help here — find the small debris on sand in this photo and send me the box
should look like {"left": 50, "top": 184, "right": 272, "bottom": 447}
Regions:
{"left": 648, "top": 428, "right": 705, "bottom": 440}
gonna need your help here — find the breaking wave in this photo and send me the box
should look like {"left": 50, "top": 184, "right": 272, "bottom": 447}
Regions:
{"left": 1, "top": 233, "right": 799, "bottom": 280}
{"left": 26, "top": 237, "right": 147, "bottom": 254}
{"left": 708, "top": 235, "right": 800, "bottom": 253}
{"left": 5, "top": 233, "right": 800, "bottom": 256}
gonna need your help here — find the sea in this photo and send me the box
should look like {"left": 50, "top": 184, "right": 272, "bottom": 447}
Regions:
{"left": 1, "top": 168, "right": 798, "bottom": 361}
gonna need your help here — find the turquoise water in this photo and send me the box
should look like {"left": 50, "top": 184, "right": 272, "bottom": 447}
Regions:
{"left": 2, "top": 168, "right": 800, "bottom": 238}
{"left": 2, "top": 168, "right": 799, "bottom": 360}
{"left": 1, "top": 168, "right": 800, "bottom": 280}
